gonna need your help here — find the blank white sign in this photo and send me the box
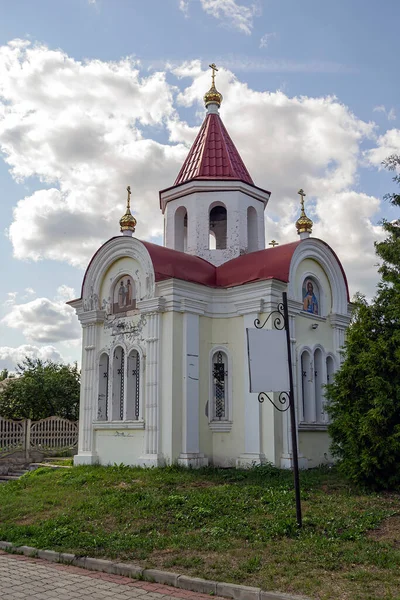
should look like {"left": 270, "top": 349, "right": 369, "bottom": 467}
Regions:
{"left": 246, "top": 328, "right": 290, "bottom": 393}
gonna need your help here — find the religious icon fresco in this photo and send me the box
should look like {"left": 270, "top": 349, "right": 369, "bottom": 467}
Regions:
{"left": 302, "top": 279, "right": 319, "bottom": 315}
{"left": 113, "top": 275, "right": 135, "bottom": 314}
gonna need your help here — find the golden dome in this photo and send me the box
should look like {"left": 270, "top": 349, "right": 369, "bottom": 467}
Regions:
{"left": 295, "top": 189, "right": 313, "bottom": 235}
{"left": 204, "top": 63, "right": 223, "bottom": 108}
{"left": 120, "top": 186, "right": 137, "bottom": 234}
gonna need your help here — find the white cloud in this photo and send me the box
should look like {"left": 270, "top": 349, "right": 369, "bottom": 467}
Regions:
{"left": 0, "top": 344, "right": 64, "bottom": 371}
{"left": 364, "top": 129, "right": 400, "bottom": 168}
{"left": 178, "top": 0, "right": 190, "bottom": 15}
{"left": 25, "top": 287, "right": 35, "bottom": 296}
{"left": 0, "top": 44, "right": 391, "bottom": 299}
{"left": 259, "top": 32, "right": 276, "bottom": 49}
{"left": 199, "top": 0, "right": 259, "bottom": 35}
{"left": 2, "top": 291, "right": 80, "bottom": 344}
{"left": 373, "top": 105, "right": 396, "bottom": 122}
{"left": 4, "top": 292, "right": 18, "bottom": 306}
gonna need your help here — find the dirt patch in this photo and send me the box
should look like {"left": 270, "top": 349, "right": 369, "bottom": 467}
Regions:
{"left": 368, "top": 515, "right": 400, "bottom": 546}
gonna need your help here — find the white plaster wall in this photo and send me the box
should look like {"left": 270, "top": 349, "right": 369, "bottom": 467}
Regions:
{"left": 164, "top": 190, "right": 265, "bottom": 265}
{"left": 94, "top": 428, "right": 145, "bottom": 466}
{"left": 298, "top": 430, "right": 332, "bottom": 468}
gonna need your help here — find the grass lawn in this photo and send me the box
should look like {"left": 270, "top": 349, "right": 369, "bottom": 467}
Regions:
{"left": 0, "top": 464, "right": 399, "bottom": 600}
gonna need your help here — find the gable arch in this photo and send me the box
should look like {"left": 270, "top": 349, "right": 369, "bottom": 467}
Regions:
{"left": 81, "top": 237, "right": 156, "bottom": 309}
{"left": 288, "top": 239, "right": 349, "bottom": 315}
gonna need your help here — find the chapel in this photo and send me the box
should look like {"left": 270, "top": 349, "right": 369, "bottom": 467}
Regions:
{"left": 69, "top": 67, "right": 351, "bottom": 469}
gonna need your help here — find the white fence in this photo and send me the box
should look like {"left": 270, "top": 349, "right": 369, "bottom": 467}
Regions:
{"left": 0, "top": 416, "right": 78, "bottom": 457}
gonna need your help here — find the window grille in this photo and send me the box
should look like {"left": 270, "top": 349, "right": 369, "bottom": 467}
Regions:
{"left": 213, "top": 351, "right": 227, "bottom": 420}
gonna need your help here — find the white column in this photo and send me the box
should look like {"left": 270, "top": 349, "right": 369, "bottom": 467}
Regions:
{"left": 178, "top": 313, "right": 208, "bottom": 468}
{"left": 280, "top": 308, "right": 307, "bottom": 469}
{"left": 74, "top": 310, "right": 104, "bottom": 466}
{"left": 236, "top": 313, "right": 265, "bottom": 468}
{"left": 137, "top": 298, "right": 165, "bottom": 467}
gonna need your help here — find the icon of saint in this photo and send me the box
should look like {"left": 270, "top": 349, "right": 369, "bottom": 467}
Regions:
{"left": 303, "top": 280, "right": 318, "bottom": 314}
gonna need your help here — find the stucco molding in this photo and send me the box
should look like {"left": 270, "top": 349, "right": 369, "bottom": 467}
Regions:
{"left": 288, "top": 239, "right": 348, "bottom": 315}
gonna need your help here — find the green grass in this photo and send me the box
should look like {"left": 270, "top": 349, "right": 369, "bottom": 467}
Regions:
{"left": 0, "top": 464, "right": 399, "bottom": 600}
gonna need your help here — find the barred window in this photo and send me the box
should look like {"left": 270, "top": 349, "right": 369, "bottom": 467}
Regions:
{"left": 212, "top": 350, "right": 228, "bottom": 421}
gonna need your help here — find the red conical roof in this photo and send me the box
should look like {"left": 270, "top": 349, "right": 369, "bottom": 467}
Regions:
{"left": 174, "top": 113, "right": 254, "bottom": 186}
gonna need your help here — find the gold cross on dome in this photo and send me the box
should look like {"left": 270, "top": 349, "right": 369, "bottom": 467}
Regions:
{"left": 298, "top": 188, "right": 306, "bottom": 212}
{"left": 209, "top": 63, "right": 218, "bottom": 86}
{"left": 126, "top": 185, "right": 131, "bottom": 210}
{"left": 269, "top": 240, "right": 279, "bottom": 247}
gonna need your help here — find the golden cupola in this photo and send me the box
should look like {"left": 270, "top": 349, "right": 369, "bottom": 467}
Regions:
{"left": 204, "top": 63, "right": 223, "bottom": 109}
{"left": 120, "top": 185, "right": 137, "bottom": 236}
{"left": 295, "top": 189, "right": 313, "bottom": 238}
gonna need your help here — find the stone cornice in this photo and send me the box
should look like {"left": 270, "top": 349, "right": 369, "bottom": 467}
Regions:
{"left": 329, "top": 312, "right": 351, "bottom": 328}
{"left": 78, "top": 310, "right": 106, "bottom": 326}
{"left": 136, "top": 297, "right": 166, "bottom": 314}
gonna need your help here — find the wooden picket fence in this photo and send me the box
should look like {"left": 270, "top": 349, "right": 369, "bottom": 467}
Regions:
{"left": 0, "top": 416, "right": 78, "bottom": 457}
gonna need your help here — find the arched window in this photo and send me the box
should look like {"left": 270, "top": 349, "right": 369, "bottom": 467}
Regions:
{"left": 247, "top": 206, "right": 258, "bottom": 252}
{"left": 126, "top": 350, "right": 141, "bottom": 420}
{"left": 97, "top": 353, "right": 109, "bottom": 421}
{"left": 209, "top": 205, "right": 227, "bottom": 250}
{"left": 174, "top": 206, "right": 188, "bottom": 252}
{"left": 301, "top": 350, "right": 314, "bottom": 422}
{"left": 112, "top": 346, "right": 125, "bottom": 420}
{"left": 211, "top": 350, "right": 228, "bottom": 420}
{"left": 314, "top": 348, "right": 324, "bottom": 423}
{"left": 112, "top": 275, "right": 136, "bottom": 315}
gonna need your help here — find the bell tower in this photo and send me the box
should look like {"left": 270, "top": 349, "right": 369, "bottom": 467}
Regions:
{"left": 159, "top": 65, "right": 271, "bottom": 266}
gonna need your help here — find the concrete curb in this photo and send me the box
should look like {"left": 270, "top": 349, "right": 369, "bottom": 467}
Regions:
{"left": 0, "top": 541, "right": 310, "bottom": 600}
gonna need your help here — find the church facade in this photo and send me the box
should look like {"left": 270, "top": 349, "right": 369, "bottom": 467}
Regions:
{"left": 69, "top": 70, "right": 351, "bottom": 470}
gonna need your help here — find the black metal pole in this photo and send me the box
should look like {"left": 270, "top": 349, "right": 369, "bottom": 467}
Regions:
{"left": 282, "top": 292, "right": 302, "bottom": 529}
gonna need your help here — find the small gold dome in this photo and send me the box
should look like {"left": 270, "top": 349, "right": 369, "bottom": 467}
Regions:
{"left": 295, "top": 188, "right": 313, "bottom": 235}
{"left": 120, "top": 186, "right": 137, "bottom": 234}
{"left": 204, "top": 84, "right": 223, "bottom": 108}
{"left": 120, "top": 210, "right": 137, "bottom": 232}
{"left": 204, "top": 63, "right": 223, "bottom": 108}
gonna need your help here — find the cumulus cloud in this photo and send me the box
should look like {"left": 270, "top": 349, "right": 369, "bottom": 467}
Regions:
{"left": 0, "top": 344, "right": 64, "bottom": 371}
{"left": 1, "top": 286, "right": 80, "bottom": 343}
{"left": 365, "top": 129, "right": 400, "bottom": 168}
{"left": 0, "top": 43, "right": 393, "bottom": 298}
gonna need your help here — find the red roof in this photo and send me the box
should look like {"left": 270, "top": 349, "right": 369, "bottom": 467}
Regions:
{"left": 78, "top": 238, "right": 349, "bottom": 302}
{"left": 174, "top": 113, "right": 254, "bottom": 186}
{"left": 217, "top": 242, "right": 301, "bottom": 287}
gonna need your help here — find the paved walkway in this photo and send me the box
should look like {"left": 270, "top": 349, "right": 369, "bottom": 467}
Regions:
{"left": 0, "top": 551, "right": 218, "bottom": 600}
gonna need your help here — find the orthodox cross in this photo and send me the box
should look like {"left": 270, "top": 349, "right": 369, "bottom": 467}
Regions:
{"left": 298, "top": 188, "right": 306, "bottom": 213}
{"left": 269, "top": 240, "right": 279, "bottom": 248}
{"left": 209, "top": 63, "right": 218, "bottom": 86}
{"left": 126, "top": 185, "right": 131, "bottom": 211}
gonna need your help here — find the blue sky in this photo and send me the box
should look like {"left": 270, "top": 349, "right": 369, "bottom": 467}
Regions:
{"left": 0, "top": 0, "right": 399, "bottom": 369}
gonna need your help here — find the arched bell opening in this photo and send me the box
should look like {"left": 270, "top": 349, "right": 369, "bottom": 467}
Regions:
{"left": 247, "top": 206, "right": 258, "bottom": 252}
{"left": 174, "top": 206, "right": 188, "bottom": 252}
{"left": 209, "top": 204, "right": 227, "bottom": 250}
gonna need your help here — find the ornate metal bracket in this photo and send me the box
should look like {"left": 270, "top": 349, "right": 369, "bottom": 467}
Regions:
{"left": 254, "top": 302, "right": 287, "bottom": 407}
{"left": 258, "top": 391, "right": 290, "bottom": 412}
{"left": 254, "top": 302, "right": 285, "bottom": 331}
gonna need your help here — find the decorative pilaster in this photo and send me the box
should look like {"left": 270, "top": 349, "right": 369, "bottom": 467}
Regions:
{"left": 137, "top": 297, "right": 165, "bottom": 467}
{"left": 236, "top": 313, "right": 265, "bottom": 468}
{"left": 74, "top": 310, "right": 105, "bottom": 466}
{"left": 329, "top": 313, "right": 351, "bottom": 365}
{"left": 280, "top": 302, "right": 307, "bottom": 469}
{"left": 178, "top": 312, "right": 208, "bottom": 468}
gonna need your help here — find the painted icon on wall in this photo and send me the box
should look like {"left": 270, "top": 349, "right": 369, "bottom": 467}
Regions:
{"left": 113, "top": 276, "right": 135, "bottom": 314}
{"left": 302, "top": 279, "right": 319, "bottom": 315}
